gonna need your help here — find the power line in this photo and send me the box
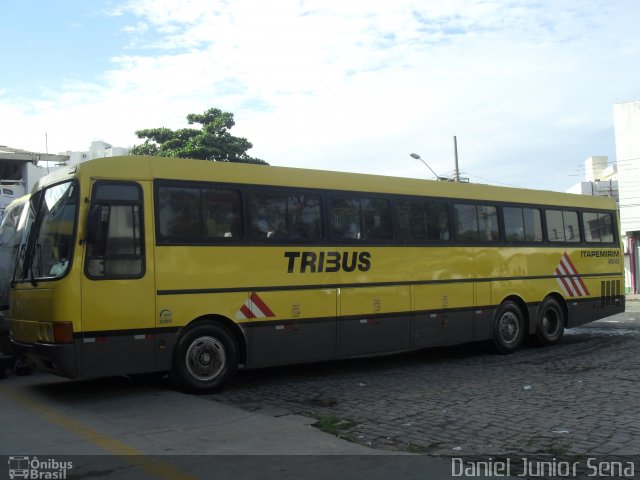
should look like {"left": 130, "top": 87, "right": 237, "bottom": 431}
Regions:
{"left": 462, "top": 172, "right": 525, "bottom": 189}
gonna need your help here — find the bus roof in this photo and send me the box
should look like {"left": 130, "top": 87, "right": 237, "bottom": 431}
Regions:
{"left": 34, "top": 155, "right": 617, "bottom": 210}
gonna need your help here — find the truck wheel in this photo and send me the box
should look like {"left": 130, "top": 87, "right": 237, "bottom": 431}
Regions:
{"left": 170, "top": 322, "right": 237, "bottom": 394}
{"left": 492, "top": 301, "right": 525, "bottom": 354}
{"left": 535, "top": 298, "right": 565, "bottom": 346}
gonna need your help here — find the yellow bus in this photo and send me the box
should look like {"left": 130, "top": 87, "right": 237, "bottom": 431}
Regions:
{"left": 10, "top": 156, "right": 624, "bottom": 393}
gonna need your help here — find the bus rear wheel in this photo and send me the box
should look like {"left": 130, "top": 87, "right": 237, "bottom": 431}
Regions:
{"left": 492, "top": 301, "right": 525, "bottom": 354}
{"left": 535, "top": 298, "right": 565, "bottom": 346}
{"left": 170, "top": 322, "right": 238, "bottom": 394}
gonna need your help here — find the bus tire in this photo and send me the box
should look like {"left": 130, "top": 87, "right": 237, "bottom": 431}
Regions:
{"left": 535, "top": 298, "right": 565, "bottom": 346}
{"left": 170, "top": 322, "right": 238, "bottom": 394}
{"left": 492, "top": 301, "right": 525, "bottom": 354}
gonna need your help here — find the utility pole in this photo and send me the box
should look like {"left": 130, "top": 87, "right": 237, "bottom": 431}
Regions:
{"left": 453, "top": 135, "right": 460, "bottom": 182}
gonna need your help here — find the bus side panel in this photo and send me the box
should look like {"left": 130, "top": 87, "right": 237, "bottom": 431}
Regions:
{"left": 473, "top": 282, "right": 495, "bottom": 341}
{"left": 490, "top": 278, "right": 551, "bottom": 331}
{"left": 156, "top": 329, "right": 180, "bottom": 371}
{"left": 566, "top": 277, "right": 624, "bottom": 327}
{"left": 154, "top": 291, "right": 249, "bottom": 369}
{"left": 81, "top": 332, "right": 156, "bottom": 378}
{"left": 248, "top": 288, "right": 337, "bottom": 367}
{"left": 338, "top": 285, "right": 411, "bottom": 356}
{"left": 562, "top": 249, "right": 625, "bottom": 327}
{"left": 413, "top": 282, "right": 474, "bottom": 347}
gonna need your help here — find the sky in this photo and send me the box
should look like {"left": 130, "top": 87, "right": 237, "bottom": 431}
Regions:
{"left": 1, "top": 0, "right": 639, "bottom": 192}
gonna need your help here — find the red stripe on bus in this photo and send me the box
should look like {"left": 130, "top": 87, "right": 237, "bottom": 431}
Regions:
{"left": 240, "top": 304, "right": 255, "bottom": 319}
{"left": 556, "top": 268, "right": 577, "bottom": 297}
{"left": 562, "top": 253, "right": 590, "bottom": 295}
{"left": 250, "top": 292, "right": 275, "bottom": 317}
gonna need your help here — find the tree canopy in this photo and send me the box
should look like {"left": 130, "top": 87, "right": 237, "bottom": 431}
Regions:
{"left": 130, "top": 108, "right": 267, "bottom": 165}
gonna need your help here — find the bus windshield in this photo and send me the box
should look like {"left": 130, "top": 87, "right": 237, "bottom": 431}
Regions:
{"left": 16, "top": 181, "right": 78, "bottom": 282}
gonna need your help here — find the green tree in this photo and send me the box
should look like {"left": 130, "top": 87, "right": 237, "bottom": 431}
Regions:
{"left": 130, "top": 108, "right": 268, "bottom": 165}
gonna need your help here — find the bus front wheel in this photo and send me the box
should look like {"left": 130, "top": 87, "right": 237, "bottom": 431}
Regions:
{"left": 170, "top": 322, "right": 238, "bottom": 394}
{"left": 535, "top": 298, "right": 565, "bottom": 346}
{"left": 492, "top": 301, "right": 525, "bottom": 354}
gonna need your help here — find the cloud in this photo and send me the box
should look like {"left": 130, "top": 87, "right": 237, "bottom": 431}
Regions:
{"left": 122, "top": 21, "right": 149, "bottom": 34}
{"left": 2, "top": 0, "right": 639, "bottom": 191}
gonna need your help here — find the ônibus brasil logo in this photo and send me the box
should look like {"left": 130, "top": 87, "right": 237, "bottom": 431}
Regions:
{"left": 8, "top": 456, "right": 72, "bottom": 479}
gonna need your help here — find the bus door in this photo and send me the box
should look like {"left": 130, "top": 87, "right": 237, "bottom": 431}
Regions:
{"left": 81, "top": 180, "right": 156, "bottom": 377}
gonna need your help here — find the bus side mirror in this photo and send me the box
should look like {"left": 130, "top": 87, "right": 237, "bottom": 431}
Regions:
{"left": 86, "top": 205, "right": 104, "bottom": 244}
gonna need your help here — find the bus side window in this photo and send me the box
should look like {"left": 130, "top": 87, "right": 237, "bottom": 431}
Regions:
{"left": 248, "top": 191, "right": 322, "bottom": 242}
{"left": 504, "top": 207, "right": 543, "bottom": 242}
{"left": 329, "top": 195, "right": 391, "bottom": 242}
{"left": 453, "top": 204, "right": 498, "bottom": 242}
{"left": 583, "top": 211, "right": 614, "bottom": 243}
{"left": 85, "top": 182, "right": 144, "bottom": 279}
{"left": 397, "top": 199, "right": 450, "bottom": 242}
{"left": 546, "top": 209, "right": 580, "bottom": 243}
{"left": 330, "top": 197, "right": 360, "bottom": 241}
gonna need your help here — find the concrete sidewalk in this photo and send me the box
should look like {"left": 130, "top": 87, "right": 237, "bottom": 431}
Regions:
{"left": 0, "top": 373, "right": 463, "bottom": 479}
{"left": 0, "top": 373, "right": 380, "bottom": 455}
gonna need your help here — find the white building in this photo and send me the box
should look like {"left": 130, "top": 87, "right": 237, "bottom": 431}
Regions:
{"left": 613, "top": 100, "right": 640, "bottom": 294}
{"left": 62, "top": 140, "right": 129, "bottom": 166}
{"left": 0, "top": 140, "right": 129, "bottom": 220}
{"left": 0, "top": 146, "right": 69, "bottom": 218}
{"left": 566, "top": 155, "right": 619, "bottom": 202}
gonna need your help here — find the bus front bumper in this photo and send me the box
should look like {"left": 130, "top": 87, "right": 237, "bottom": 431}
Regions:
{"left": 11, "top": 339, "right": 77, "bottom": 378}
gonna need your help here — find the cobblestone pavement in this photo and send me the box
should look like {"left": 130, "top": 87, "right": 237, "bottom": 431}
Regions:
{"left": 210, "top": 302, "right": 640, "bottom": 457}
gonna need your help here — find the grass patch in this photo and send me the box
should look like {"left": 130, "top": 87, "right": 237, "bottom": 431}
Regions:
{"left": 312, "top": 415, "right": 356, "bottom": 441}
{"left": 403, "top": 442, "right": 430, "bottom": 454}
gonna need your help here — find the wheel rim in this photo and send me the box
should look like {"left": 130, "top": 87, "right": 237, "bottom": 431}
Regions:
{"left": 185, "top": 336, "right": 226, "bottom": 382}
{"left": 499, "top": 311, "right": 520, "bottom": 345}
{"left": 541, "top": 308, "right": 561, "bottom": 337}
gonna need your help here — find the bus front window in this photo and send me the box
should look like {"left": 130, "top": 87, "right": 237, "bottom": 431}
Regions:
{"left": 21, "top": 181, "right": 78, "bottom": 281}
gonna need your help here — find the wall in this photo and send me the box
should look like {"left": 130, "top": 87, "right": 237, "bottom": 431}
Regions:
{"left": 614, "top": 101, "right": 640, "bottom": 235}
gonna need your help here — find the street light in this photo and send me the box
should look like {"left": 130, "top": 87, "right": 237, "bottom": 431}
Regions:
{"left": 409, "top": 153, "right": 448, "bottom": 181}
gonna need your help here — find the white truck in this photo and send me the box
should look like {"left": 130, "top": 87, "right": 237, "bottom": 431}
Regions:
{"left": 0, "top": 195, "right": 31, "bottom": 377}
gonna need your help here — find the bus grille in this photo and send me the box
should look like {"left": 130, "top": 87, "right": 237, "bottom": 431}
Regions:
{"left": 600, "top": 280, "right": 620, "bottom": 307}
